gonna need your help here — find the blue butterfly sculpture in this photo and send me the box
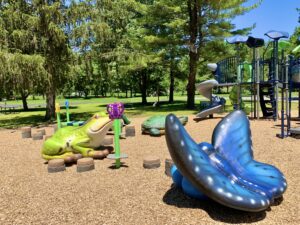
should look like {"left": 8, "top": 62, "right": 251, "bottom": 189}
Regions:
{"left": 165, "top": 110, "right": 287, "bottom": 212}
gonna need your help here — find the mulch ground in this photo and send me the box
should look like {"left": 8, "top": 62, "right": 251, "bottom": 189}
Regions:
{"left": 0, "top": 113, "right": 299, "bottom": 225}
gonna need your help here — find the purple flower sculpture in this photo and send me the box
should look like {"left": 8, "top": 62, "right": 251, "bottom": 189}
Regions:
{"left": 107, "top": 102, "right": 124, "bottom": 119}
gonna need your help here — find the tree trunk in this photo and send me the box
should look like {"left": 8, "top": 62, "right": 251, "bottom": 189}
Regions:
{"left": 20, "top": 91, "right": 29, "bottom": 111}
{"left": 140, "top": 71, "right": 148, "bottom": 105}
{"left": 94, "top": 88, "right": 99, "bottom": 97}
{"left": 186, "top": 0, "right": 200, "bottom": 109}
{"left": 45, "top": 65, "right": 56, "bottom": 120}
{"left": 45, "top": 84, "right": 56, "bottom": 120}
{"left": 169, "top": 60, "right": 175, "bottom": 104}
{"left": 84, "top": 91, "right": 89, "bottom": 99}
{"left": 84, "top": 59, "right": 90, "bottom": 98}
{"left": 187, "top": 52, "right": 197, "bottom": 109}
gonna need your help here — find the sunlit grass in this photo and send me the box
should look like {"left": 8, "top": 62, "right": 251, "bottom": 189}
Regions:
{"left": 1, "top": 93, "right": 299, "bottom": 129}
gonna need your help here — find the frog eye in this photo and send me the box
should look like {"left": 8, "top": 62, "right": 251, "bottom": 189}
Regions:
{"left": 94, "top": 114, "right": 99, "bottom": 119}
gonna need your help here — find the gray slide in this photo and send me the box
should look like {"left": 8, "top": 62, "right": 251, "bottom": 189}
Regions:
{"left": 195, "top": 104, "right": 224, "bottom": 119}
{"left": 195, "top": 79, "right": 218, "bottom": 99}
{"left": 290, "top": 127, "right": 300, "bottom": 135}
{"left": 195, "top": 79, "right": 225, "bottom": 120}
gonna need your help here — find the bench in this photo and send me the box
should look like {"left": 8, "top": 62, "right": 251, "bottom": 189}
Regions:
{"left": 0, "top": 105, "right": 18, "bottom": 114}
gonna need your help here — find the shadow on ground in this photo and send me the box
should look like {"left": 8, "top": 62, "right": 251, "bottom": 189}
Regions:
{"left": 0, "top": 100, "right": 234, "bottom": 128}
{"left": 0, "top": 106, "right": 78, "bottom": 114}
{"left": 0, "top": 110, "right": 93, "bottom": 129}
{"left": 0, "top": 114, "right": 47, "bottom": 129}
{"left": 98, "top": 100, "right": 199, "bottom": 116}
{"left": 163, "top": 185, "right": 268, "bottom": 224}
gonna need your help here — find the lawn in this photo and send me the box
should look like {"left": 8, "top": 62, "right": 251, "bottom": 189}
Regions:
{"left": 1, "top": 93, "right": 299, "bottom": 129}
{"left": 0, "top": 95, "right": 199, "bottom": 128}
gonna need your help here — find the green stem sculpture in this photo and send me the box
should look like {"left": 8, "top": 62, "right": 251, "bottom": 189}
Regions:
{"left": 107, "top": 102, "right": 126, "bottom": 169}
{"left": 114, "top": 119, "right": 121, "bottom": 168}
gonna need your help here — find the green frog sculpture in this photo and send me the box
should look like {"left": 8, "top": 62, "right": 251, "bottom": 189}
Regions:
{"left": 42, "top": 114, "right": 113, "bottom": 162}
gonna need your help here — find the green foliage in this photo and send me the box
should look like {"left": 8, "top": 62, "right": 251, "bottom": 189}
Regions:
{"left": 1, "top": 0, "right": 300, "bottom": 122}
{"left": 182, "top": 0, "right": 262, "bottom": 108}
{"left": 290, "top": 8, "right": 300, "bottom": 56}
{"left": 229, "top": 86, "right": 245, "bottom": 108}
{"left": 0, "top": 0, "right": 71, "bottom": 115}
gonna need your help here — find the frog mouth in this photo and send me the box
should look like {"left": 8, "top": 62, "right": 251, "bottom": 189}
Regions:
{"left": 89, "top": 119, "right": 113, "bottom": 133}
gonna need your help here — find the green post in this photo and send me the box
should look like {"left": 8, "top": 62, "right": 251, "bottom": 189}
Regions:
{"left": 55, "top": 103, "right": 61, "bottom": 129}
{"left": 114, "top": 119, "right": 121, "bottom": 168}
{"left": 65, "top": 100, "right": 70, "bottom": 123}
{"left": 66, "top": 107, "right": 70, "bottom": 123}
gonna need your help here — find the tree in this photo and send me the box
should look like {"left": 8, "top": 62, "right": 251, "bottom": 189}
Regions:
{"left": 185, "top": 0, "right": 261, "bottom": 109}
{"left": 140, "top": 0, "right": 187, "bottom": 103}
{"left": 67, "top": 0, "right": 96, "bottom": 98}
{"left": 0, "top": 52, "right": 12, "bottom": 100}
{"left": 290, "top": 8, "right": 300, "bottom": 47}
{"left": 34, "top": 1, "right": 71, "bottom": 119}
{"left": 0, "top": 1, "right": 47, "bottom": 109}
{"left": 10, "top": 54, "right": 46, "bottom": 110}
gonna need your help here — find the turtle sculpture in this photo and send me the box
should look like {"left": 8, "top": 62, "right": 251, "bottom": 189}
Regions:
{"left": 142, "top": 115, "right": 188, "bottom": 136}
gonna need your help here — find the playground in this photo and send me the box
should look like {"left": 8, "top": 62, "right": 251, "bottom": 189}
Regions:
{"left": 1, "top": 0, "right": 300, "bottom": 224}
{"left": 0, "top": 114, "right": 299, "bottom": 224}
{"left": 1, "top": 28, "right": 300, "bottom": 225}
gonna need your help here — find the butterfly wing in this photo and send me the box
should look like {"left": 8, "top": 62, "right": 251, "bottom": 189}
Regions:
{"left": 212, "top": 110, "right": 287, "bottom": 199}
{"left": 165, "top": 114, "right": 271, "bottom": 212}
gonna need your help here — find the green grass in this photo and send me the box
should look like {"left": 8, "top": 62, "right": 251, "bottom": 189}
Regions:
{"left": 0, "top": 96, "right": 198, "bottom": 128}
{"left": 1, "top": 94, "right": 299, "bottom": 129}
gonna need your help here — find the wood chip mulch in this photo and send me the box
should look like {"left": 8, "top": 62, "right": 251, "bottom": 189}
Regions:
{"left": 0, "top": 113, "right": 299, "bottom": 224}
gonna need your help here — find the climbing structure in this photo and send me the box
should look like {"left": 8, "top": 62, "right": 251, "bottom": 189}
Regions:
{"left": 259, "top": 58, "right": 277, "bottom": 119}
{"left": 206, "top": 31, "right": 292, "bottom": 122}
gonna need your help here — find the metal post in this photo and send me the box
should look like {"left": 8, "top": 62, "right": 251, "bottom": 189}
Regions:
{"left": 236, "top": 44, "right": 241, "bottom": 110}
{"left": 256, "top": 48, "right": 260, "bottom": 119}
{"left": 274, "top": 40, "right": 279, "bottom": 121}
{"left": 285, "top": 56, "right": 289, "bottom": 136}
{"left": 298, "top": 90, "right": 300, "bottom": 118}
{"left": 288, "top": 82, "right": 292, "bottom": 133}
{"left": 252, "top": 48, "right": 255, "bottom": 118}
{"left": 280, "top": 60, "right": 285, "bottom": 138}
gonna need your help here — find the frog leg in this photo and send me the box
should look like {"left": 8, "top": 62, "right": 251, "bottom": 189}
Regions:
{"left": 42, "top": 152, "right": 74, "bottom": 161}
{"left": 149, "top": 128, "right": 161, "bottom": 136}
{"left": 71, "top": 138, "right": 99, "bottom": 158}
{"left": 42, "top": 138, "right": 75, "bottom": 161}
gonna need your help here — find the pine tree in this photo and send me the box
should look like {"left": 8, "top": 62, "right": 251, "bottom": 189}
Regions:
{"left": 0, "top": 0, "right": 46, "bottom": 110}
{"left": 140, "top": 0, "right": 187, "bottom": 103}
{"left": 34, "top": 0, "right": 71, "bottom": 119}
{"left": 185, "top": 0, "right": 261, "bottom": 109}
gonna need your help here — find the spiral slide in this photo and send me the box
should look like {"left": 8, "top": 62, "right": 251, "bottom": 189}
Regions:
{"left": 195, "top": 80, "right": 225, "bottom": 120}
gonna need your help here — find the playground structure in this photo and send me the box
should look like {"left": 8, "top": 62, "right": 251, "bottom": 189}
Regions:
{"left": 55, "top": 100, "right": 85, "bottom": 129}
{"left": 195, "top": 30, "right": 300, "bottom": 138}
{"left": 194, "top": 79, "right": 226, "bottom": 120}
{"left": 55, "top": 99, "right": 131, "bottom": 130}
{"left": 166, "top": 111, "right": 287, "bottom": 212}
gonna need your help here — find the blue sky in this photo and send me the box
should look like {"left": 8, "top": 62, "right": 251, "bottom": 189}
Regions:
{"left": 233, "top": 0, "right": 299, "bottom": 39}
